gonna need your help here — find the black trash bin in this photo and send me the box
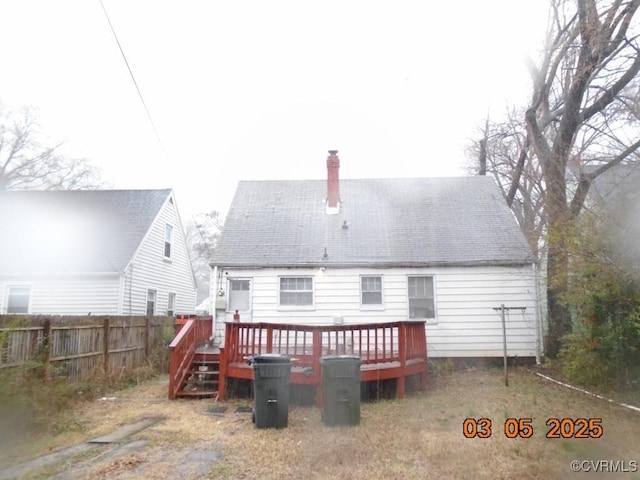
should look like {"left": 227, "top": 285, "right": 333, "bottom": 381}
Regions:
{"left": 251, "top": 354, "right": 292, "bottom": 429}
{"left": 320, "top": 355, "right": 361, "bottom": 426}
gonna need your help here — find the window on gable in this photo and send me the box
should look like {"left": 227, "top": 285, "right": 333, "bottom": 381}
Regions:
{"left": 408, "top": 276, "right": 435, "bottom": 319}
{"left": 167, "top": 292, "right": 176, "bottom": 316}
{"left": 146, "top": 290, "right": 156, "bottom": 316}
{"left": 361, "top": 276, "right": 383, "bottom": 307}
{"left": 164, "top": 224, "right": 173, "bottom": 258}
{"left": 228, "top": 279, "right": 251, "bottom": 312}
{"left": 7, "top": 286, "right": 30, "bottom": 314}
{"left": 279, "top": 277, "right": 313, "bottom": 307}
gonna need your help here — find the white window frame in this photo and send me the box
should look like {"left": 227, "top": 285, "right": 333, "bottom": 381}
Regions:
{"left": 227, "top": 278, "right": 252, "bottom": 313}
{"left": 6, "top": 285, "right": 31, "bottom": 314}
{"left": 407, "top": 275, "right": 436, "bottom": 324}
{"left": 167, "top": 292, "right": 176, "bottom": 316}
{"left": 360, "top": 275, "right": 384, "bottom": 310}
{"left": 164, "top": 224, "right": 173, "bottom": 259}
{"left": 146, "top": 289, "right": 157, "bottom": 316}
{"left": 278, "top": 276, "right": 314, "bottom": 310}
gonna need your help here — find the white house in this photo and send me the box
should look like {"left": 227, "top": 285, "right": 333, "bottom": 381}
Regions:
{"left": 209, "top": 151, "right": 542, "bottom": 360}
{"left": 0, "top": 189, "right": 197, "bottom": 316}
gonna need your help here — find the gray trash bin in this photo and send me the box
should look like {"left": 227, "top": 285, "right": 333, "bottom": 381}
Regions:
{"left": 320, "top": 355, "right": 361, "bottom": 426}
{"left": 251, "top": 354, "right": 292, "bottom": 429}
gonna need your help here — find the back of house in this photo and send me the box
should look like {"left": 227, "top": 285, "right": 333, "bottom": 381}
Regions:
{"left": 210, "top": 151, "right": 541, "bottom": 360}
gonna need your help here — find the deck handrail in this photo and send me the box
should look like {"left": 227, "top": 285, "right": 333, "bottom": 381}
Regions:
{"left": 168, "top": 317, "right": 213, "bottom": 399}
{"left": 221, "top": 320, "right": 426, "bottom": 369}
{"left": 218, "top": 320, "right": 427, "bottom": 402}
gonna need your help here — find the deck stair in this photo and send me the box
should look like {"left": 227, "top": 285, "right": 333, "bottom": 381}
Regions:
{"left": 168, "top": 316, "right": 219, "bottom": 400}
{"left": 175, "top": 348, "right": 220, "bottom": 398}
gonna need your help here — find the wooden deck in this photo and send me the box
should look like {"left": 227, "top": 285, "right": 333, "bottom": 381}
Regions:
{"left": 168, "top": 317, "right": 428, "bottom": 403}
{"left": 218, "top": 320, "right": 427, "bottom": 405}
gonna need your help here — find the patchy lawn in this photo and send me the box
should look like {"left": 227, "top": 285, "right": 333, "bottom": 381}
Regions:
{"left": 1, "top": 366, "right": 639, "bottom": 479}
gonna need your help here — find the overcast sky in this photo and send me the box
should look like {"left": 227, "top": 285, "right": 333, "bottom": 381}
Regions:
{"left": 0, "top": 1, "right": 548, "bottom": 218}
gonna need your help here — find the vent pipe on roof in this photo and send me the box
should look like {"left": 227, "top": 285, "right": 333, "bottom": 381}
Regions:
{"left": 326, "top": 150, "right": 340, "bottom": 214}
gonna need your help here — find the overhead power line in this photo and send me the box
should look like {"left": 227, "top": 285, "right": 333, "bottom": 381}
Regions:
{"left": 98, "top": 0, "right": 165, "bottom": 152}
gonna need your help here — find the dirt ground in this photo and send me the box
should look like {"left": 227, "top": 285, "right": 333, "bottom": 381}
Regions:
{"left": 1, "top": 367, "right": 639, "bottom": 480}
{"left": 0, "top": 376, "right": 248, "bottom": 480}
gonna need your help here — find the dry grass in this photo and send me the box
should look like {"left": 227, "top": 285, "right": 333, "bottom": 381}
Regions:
{"left": 1, "top": 366, "right": 639, "bottom": 479}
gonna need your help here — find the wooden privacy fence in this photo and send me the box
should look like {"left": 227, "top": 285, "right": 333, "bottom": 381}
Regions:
{"left": 0, "top": 315, "right": 174, "bottom": 380}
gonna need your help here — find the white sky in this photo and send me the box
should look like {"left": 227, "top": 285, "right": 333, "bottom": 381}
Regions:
{"left": 0, "top": 1, "right": 548, "bottom": 218}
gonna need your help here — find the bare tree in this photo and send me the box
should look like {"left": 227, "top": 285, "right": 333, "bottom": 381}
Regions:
{"left": 472, "top": 0, "right": 640, "bottom": 357}
{"left": 185, "top": 210, "right": 223, "bottom": 305}
{"left": 0, "top": 102, "right": 103, "bottom": 191}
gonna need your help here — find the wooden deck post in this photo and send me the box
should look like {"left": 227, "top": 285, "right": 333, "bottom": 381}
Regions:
{"left": 218, "top": 322, "right": 232, "bottom": 400}
{"left": 266, "top": 324, "right": 273, "bottom": 352}
{"left": 397, "top": 322, "right": 407, "bottom": 398}
{"left": 313, "top": 328, "right": 322, "bottom": 408}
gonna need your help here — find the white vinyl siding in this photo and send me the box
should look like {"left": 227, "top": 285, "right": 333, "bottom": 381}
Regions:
{"left": 0, "top": 276, "right": 121, "bottom": 315}
{"left": 122, "top": 194, "right": 197, "bottom": 315}
{"left": 215, "top": 265, "right": 540, "bottom": 358}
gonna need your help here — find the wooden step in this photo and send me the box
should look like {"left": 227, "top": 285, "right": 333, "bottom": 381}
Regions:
{"left": 184, "top": 378, "right": 219, "bottom": 385}
{"left": 192, "top": 362, "right": 220, "bottom": 370}
{"left": 187, "top": 369, "right": 218, "bottom": 376}
{"left": 176, "top": 390, "right": 218, "bottom": 398}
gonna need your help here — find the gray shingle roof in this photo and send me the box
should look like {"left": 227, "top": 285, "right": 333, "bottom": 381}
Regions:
{"left": 211, "top": 177, "right": 535, "bottom": 268}
{"left": 0, "top": 189, "right": 172, "bottom": 274}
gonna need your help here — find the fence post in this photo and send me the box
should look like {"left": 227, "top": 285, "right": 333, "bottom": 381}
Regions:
{"left": 144, "top": 317, "right": 151, "bottom": 359}
{"left": 103, "top": 317, "right": 110, "bottom": 374}
{"left": 42, "top": 318, "right": 51, "bottom": 382}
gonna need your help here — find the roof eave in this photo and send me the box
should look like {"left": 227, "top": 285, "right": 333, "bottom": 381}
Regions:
{"left": 210, "top": 259, "right": 537, "bottom": 269}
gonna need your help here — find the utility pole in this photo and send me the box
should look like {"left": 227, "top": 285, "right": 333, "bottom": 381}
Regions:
{"left": 493, "top": 305, "right": 527, "bottom": 387}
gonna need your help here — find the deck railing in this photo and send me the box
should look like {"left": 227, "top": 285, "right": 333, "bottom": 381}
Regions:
{"left": 219, "top": 320, "right": 427, "bottom": 401}
{"left": 168, "top": 316, "right": 212, "bottom": 399}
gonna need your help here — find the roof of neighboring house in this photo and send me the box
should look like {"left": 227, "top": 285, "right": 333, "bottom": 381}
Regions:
{"left": 211, "top": 176, "right": 535, "bottom": 268}
{"left": 0, "top": 189, "right": 172, "bottom": 274}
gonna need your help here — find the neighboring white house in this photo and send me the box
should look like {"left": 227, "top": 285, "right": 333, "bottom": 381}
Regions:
{"left": 209, "top": 151, "right": 542, "bottom": 359}
{"left": 0, "top": 189, "right": 197, "bottom": 316}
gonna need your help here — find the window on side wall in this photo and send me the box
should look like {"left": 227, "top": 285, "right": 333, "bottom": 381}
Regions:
{"left": 361, "top": 275, "right": 383, "bottom": 308}
{"left": 279, "top": 277, "right": 313, "bottom": 307}
{"left": 164, "top": 224, "right": 173, "bottom": 259}
{"left": 408, "top": 276, "right": 435, "bottom": 321}
{"left": 7, "top": 286, "right": 30, "bottom": 314}
{"left": 167, "top": 292, "right": 176, "bottom": 316}
{"left": 147, "top": 290, "right": 156, "bottom": 316}
{"left": 228, "top": 279, "right": 251, "bottom": 312}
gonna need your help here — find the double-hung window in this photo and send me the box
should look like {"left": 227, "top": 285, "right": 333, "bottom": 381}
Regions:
{"left": 408, "top": 276, "right": 435, "bottom": 320}
{"left": 146, "top": 290, "right": 156, "bottom": 316}
{"left": 7, "top": 286, "right": 30, "bottom": 314}
{"left": 164, "top": 224, "right": 173, "bottom": 259}
{"left": 361, "top": 276, "right": 383, "bottom": 308}
{"left": 167, "top": 292, "right": 176, "bottom": 316}
{"left": 279, "top": 277, "right": 313, "bottom": 307}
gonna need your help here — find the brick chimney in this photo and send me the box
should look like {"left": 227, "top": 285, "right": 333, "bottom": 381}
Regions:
{"left": 326, "top": 150, "right": 340, "bottom": 214}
